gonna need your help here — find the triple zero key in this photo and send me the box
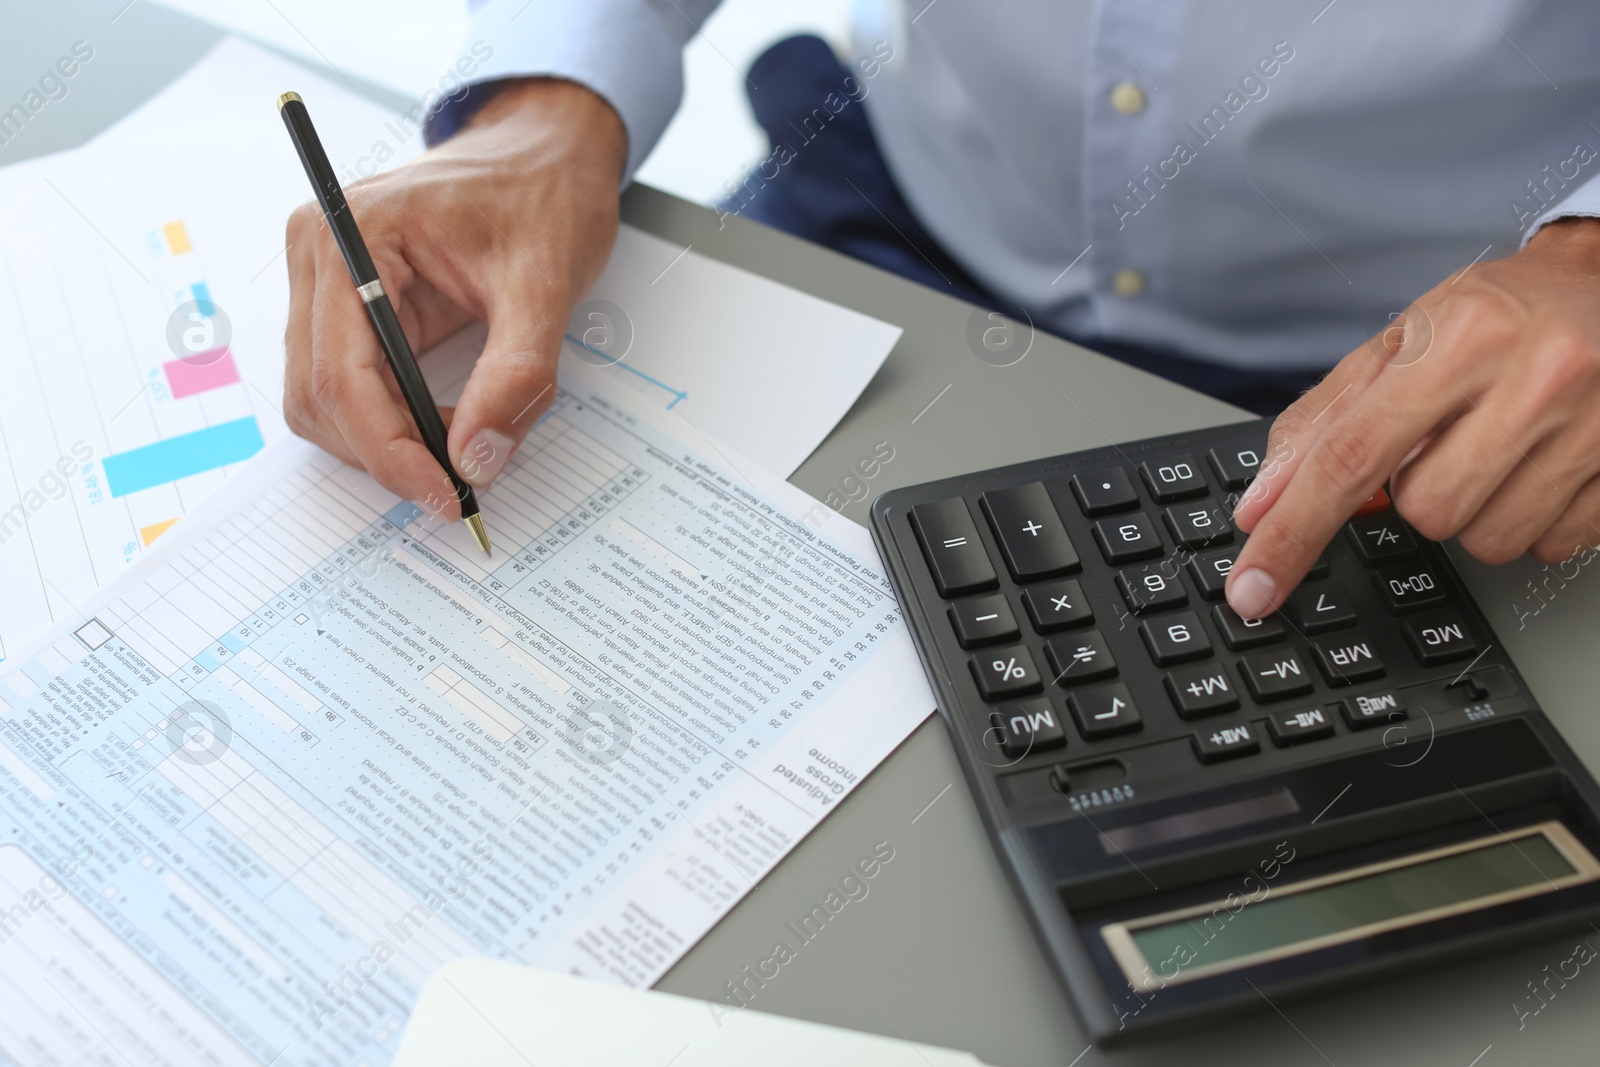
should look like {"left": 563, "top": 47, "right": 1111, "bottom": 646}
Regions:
{"left": 912, "top": 498, "right": 997, "bottom": 598}
{"left": 981, "top": 482, "right": 1080, "bottom": 580}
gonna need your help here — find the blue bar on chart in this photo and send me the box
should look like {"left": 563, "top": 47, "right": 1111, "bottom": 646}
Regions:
{"left": 103, "top": 416, "right": 264, "bottom": 498}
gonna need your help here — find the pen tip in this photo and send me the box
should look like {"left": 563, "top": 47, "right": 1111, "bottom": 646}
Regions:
{"left": 277, "top": 90, "right": 302, "bottom": 111}
{"left": 465, "top": 513, "right": 492, "bottom": 556}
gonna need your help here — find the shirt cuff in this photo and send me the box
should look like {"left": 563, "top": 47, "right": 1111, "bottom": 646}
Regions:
{"left": 424, "top": 0, "right": 688, "bottom": 183}
{"left": 1520, "top": 169, "right": 1600, "bottom": 246}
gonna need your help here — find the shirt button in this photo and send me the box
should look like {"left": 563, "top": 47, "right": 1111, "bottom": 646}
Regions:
{"left": 1113, "top": 269, "right": 1146, "bottom": 298}
{"left": 1110, "top": 82, "right": 1146, "bottom": 116}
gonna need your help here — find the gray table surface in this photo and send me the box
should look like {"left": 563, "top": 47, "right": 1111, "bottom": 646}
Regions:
{"left": 8, "top": 3, "right": 1600, "bottom": 1065}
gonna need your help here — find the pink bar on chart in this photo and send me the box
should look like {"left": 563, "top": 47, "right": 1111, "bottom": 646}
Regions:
{"left": 163, "top": 348, "right": 240, "bottom": 399}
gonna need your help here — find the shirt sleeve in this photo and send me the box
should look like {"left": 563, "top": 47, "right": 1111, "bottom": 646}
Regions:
{"left": 425, "top": 0, "right": 723, "bottom": 182}
{"left": 1520, "top": 170, "right": 1600, "bottom": 246}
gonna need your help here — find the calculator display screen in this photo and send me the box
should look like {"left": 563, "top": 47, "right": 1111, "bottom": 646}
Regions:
{"left": 1102, "top": 823, "right": 1597, "bottom": 988}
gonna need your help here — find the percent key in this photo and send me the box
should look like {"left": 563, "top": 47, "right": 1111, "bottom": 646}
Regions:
{"left": 971, "top": 645, "right": 1042, "bottom": 699}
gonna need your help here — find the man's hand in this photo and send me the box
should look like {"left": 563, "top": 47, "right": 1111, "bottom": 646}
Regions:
{"left": 283, "top": 78, "right": 626, "bottom": 519}
{"left": 1228, "top": 218, "right": 1600, "bottom": 619}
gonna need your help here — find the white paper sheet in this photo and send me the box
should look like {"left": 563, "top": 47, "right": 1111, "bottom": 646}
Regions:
{"left": 0, "top": 37, "right": 900, "bottom": 662}
{"left": 397, "top": 959, "right": 987, "bottom": 1066}
{"left": 0, "top": 375, "right": 931, "bottom": 1065}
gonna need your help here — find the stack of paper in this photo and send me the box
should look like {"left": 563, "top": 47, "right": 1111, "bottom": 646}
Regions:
{"left": 0, "top": 35, "right": 924, "bottom": 1067}
{"left": 0, "top": 36, "right": 900, "bottom": 664}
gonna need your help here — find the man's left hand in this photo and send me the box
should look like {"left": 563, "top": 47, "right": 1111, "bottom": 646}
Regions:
{"left": 1228, "top": 217, "right": 1600, "bottom": 619}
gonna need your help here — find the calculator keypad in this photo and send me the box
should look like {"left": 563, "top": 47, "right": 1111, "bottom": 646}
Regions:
{"left": 896, "top": 427, "right": 1496, "bottom": 779}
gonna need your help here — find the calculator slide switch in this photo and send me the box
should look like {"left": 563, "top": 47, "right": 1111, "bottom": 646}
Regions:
{"left": 911, "top": 498, "right": 998, "bottom": 598}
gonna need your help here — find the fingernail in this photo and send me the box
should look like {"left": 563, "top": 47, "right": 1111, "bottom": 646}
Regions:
{"left": 1228, "top": 568, "right": 1278, "bottom": 620}
{"left": 458, "top": 428, "right": 513, "bottom": 487}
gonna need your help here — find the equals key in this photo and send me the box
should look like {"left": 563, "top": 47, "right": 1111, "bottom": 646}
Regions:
{"left": 912, "top": 498, "right": 998, "bottom": 598}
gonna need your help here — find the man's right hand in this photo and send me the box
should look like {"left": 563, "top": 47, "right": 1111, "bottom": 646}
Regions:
{"left": 283, "top": 78, "right": 627, "bottom": 520}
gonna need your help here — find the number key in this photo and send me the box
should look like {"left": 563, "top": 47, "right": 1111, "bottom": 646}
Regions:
{"left": 1288, "top": 579, "right": 1357, "bottom": 633}
{"left": 1208, "top": 445, "right": 1262, "bottom": 489}
{"left": 1140, "top": 455, "right": 1207, "bottom": 502}
{"left": 1163, "top": 504, "right": 1233, "bottom": 548}
{"left": 1188, "top": 548, "right": 1237, "bottom": 600}
{"left": 1115, "top": 565, "right": 1187, "bottom": 614}
{"left": 1093, "top": 513, "right": 1162, "bottom": 564}
{"left": 1139, "top": 610, "right": 1213, "bottom": 665}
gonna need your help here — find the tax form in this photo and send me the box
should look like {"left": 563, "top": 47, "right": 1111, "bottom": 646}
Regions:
{"left": 0, "top": 384, "right": 930, "bottom": 1065}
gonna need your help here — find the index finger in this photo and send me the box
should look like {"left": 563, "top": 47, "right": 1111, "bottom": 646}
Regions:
{"left": 1225, "top": 368, "right": 1457, "bottom": 619}
{"left": 308, "top": 260, "right": 461, "bottom": 519}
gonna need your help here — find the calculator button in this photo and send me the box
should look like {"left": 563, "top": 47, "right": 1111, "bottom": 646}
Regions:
{"left": 1342, "top": 690, "right": 1408, "bottom": 729}
{"left": 1193, "top": 721, "right": 1260, "bottom": 762}
{"left": 981, "top": 483, "right": 1080, "bottom": 581}
{"left": 1092, "top": 514, "right": 1163, "bottom": 564}
{"left": 1045, "top": 631, "right": 1118, "bottom": 685}
{"left": 970, "top": 645, "right": 1043, "bottom": 700}
{"left": 1353, "top": 487, "right": 1392, "bottom": 517}
{"left": 1021, "top": 579, "right": 1094, "bottom": 632}
{"left": 1346, "top": 513, "right": 1416, "bottom": 562}
{"left": 1163, "top": 504, "right": 1233, "bottom": 548}
{"left": 1311, "top": 635, "right": 1386, "bottom": 685}
{"left": 1403, "top": 611, "right": 1479, "bottom": 665}
{"left": 1071, "top": 467, "right": 1139, "bottom": 515}
{"left": 912, "top": 498, "right": 998, "bottom": 598}
{"left": 1288, "top": 580, "right": 1358, "bottom": 633}
{"left": 1212, "top": 605, "right": 1285, "bottom": 650}
{"left": 1208, "top": 446, "right": 1262, "bottom": 489}
{"left": 1165, "top": 662, "right": 1239, "bottom": 719}
{"left": 1188, "top": 548, "right": 1237, "bottom": 600}
{"left": 1067, "top": 683, "right": 1142, "bottom": 739}
{"left": 949, "top": 595, "right": 1019, "bottom": 649}
{"left": 1267, "top": 704, "right": 1337, "bottom": 745}
{"left": 1139, "top": 611, "right": 1213, "bottom": 666}
{"left": 1375, "top": 562, "right": 1447, "bottom": 613}
{"left": 1115, "top": 565, "right": 1187, "bottom": 615}
{"left": 1140, "top": 455, "right": 1208, "bottom": 502}
{"left": 1304, "top": 553, "right": 1331, "bottom": 580}
{"left": 990, "top": 699, "right": 1068, "bottom": 758}
{"left": 1240, "top": 649, "right": 1315, "bottom": 701}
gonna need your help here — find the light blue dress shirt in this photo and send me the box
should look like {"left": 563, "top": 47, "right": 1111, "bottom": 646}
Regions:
{"left": 430, "top": 0, "right": 1600, "bottom": 372}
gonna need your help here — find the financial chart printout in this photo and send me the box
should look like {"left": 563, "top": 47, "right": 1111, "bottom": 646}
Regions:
{"left": 0, "top": 391, "right": 928, "bottom": 1066}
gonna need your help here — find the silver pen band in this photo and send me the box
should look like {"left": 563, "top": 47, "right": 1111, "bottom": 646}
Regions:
{"left": 357, "top": 279, "right": 385, "bottom": 303}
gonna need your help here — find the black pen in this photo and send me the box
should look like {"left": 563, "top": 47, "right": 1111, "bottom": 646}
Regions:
{"left": 276, "top": 90, "right": 491, "bottom": 555}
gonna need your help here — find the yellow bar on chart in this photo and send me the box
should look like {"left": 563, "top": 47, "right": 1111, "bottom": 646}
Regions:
{"left": 140, "top": 518, "right": 179, "bottom": 546}
{"left": 162, "top": 221, "right": 192, "bottom": 255}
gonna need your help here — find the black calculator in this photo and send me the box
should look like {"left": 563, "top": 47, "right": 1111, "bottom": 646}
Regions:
{"left": 869, "top": 417, "right": 1600, "bottom": 1044}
